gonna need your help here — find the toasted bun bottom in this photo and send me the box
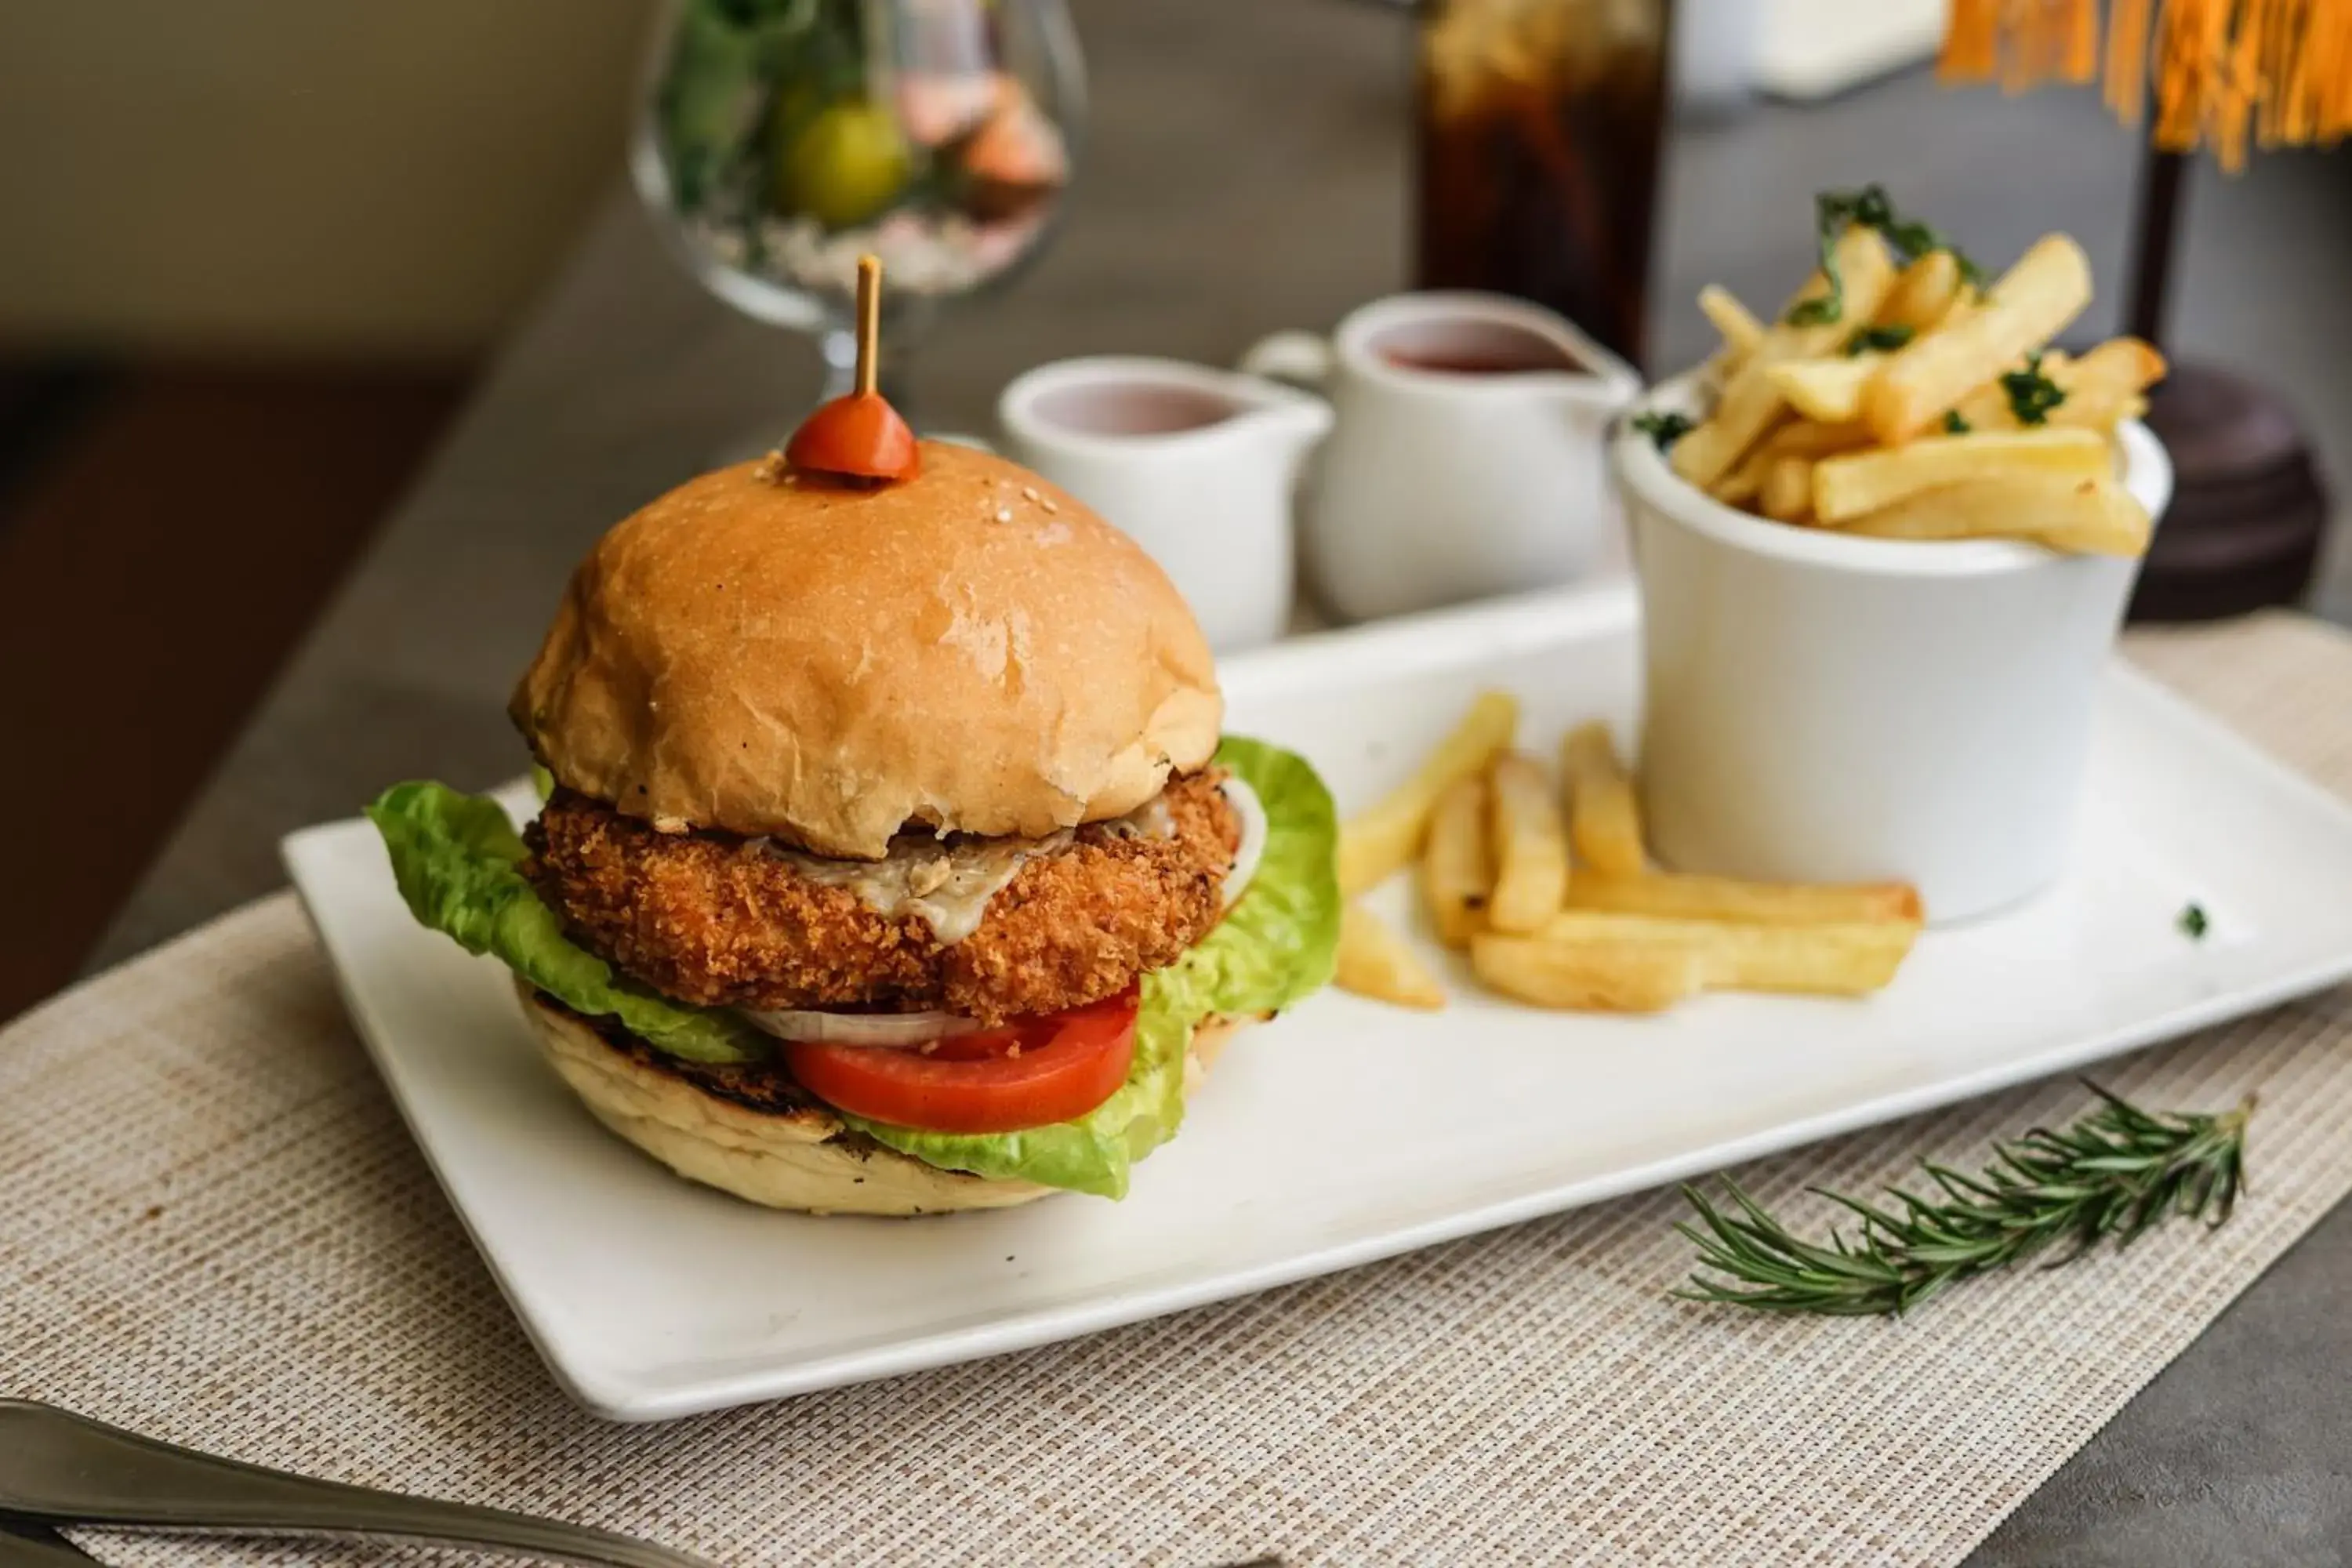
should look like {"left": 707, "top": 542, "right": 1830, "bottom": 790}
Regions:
{"left": 519, "top": 985, "right": 1242, "bottom": 1217}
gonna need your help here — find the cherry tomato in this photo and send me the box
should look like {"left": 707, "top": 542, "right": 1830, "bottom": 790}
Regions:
{"left": 783, "top": 991, "right": 1139, "bottom": 1134}
{"left": 785, "top": 390, "right": 919, "bottom": 482}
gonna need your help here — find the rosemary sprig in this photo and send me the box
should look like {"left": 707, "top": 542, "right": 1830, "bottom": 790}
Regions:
{"left": 1675, "top": 1083, "right": 2253, "bottom": 1316}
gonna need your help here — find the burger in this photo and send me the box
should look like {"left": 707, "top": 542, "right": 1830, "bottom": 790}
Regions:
{"left": 367, "top": 439, "right": 1338, "bottom": 1215}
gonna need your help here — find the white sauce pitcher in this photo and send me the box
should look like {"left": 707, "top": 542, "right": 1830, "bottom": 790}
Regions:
{"left": 1244, "top": 292, "right": 1641, "bottom": 622}
{"left": 999, "top": 356, "right": 1332, "bottom": 651}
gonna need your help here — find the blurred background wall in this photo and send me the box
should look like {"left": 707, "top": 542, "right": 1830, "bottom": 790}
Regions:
{"left": 0, "top": 2, "right": 681, "bottom": 1016}
{"left": 0, "top": 0, "right": 656, "bottom": 361}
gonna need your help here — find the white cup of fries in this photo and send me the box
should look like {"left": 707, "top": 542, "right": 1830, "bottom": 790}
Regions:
{"left": 1613, "top": 219, "right": 2174, "bottom": 924}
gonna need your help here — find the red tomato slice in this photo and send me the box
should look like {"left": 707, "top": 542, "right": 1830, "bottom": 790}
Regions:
{"left": 783, "top": 991, "right": 1139, "bottom": 1134}
{"left": 924, "top": 1022, "right": 1037, "bottom": 1063}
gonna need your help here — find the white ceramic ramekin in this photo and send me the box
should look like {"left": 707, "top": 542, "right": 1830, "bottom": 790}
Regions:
{"left": 1612, "top": 371, "right": 2174, "bottom": 924}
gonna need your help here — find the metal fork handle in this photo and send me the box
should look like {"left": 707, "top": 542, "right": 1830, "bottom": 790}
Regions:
{"left": 0, "top": 1401, "right": 718, "bottom": 1568}
{"left": 0, "top": 1519, "right": 103, "bottom": 1568}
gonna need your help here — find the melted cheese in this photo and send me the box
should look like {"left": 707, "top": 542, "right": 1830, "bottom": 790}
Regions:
{"left": 761, "top": 796, "right": 1178, "bottom": 944}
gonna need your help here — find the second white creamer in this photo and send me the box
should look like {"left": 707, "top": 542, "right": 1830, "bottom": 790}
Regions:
{"left": 1244, "top": 290, "right": 1640, "bottom": 623}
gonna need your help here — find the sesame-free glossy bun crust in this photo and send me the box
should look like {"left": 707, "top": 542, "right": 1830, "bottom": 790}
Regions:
{"left": 512, "top": 441, "right": 1221, "bottom": 857}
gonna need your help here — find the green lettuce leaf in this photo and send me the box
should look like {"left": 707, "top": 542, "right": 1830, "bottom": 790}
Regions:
{"left": 365, "top": 735, "right": 1339, "bottom": 1198}
{"left": 366, "top": 782, "right": 765, "bottom": 1065}
{"left": 845, "top": 735, "right": 1340, "bottom": 1197}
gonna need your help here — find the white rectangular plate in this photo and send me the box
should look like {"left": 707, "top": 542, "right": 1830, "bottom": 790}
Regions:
{"left": 285, "top": 582, "right": 2352, "bottom": 1421}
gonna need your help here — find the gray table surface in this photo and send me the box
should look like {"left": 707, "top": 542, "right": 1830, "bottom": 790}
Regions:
{"left": 97, "top": 3, "right": 2352, "bottom": 1561}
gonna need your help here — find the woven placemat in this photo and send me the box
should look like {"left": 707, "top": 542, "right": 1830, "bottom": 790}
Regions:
{"left": 6, "top": 611, "right": 2351, "bottom": 1568}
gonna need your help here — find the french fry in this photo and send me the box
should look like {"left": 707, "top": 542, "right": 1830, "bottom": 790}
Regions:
{"left": 1712, "top": 440, "right": 1776, "bottom": 506}
{"left": 1877, "top": 249, "right": 1963, "bottom": 332}
{"left": 1712, "top": 463, "right": 1765, "bottom": 507}
{"left": 1761, "top": 456, "right": 1816, "bottom": 523}
{"left": 1421, "top": 775, "right": 1491, "bottom": 949}
{"left": 1679, "top": 219, "right": 2155, "bottom": 560}
{"left": 1934, "top": 283, "right": 1985, "bottom": 331}
{"left": 1862, "top": 233, "right": 2095, "bottom": 443}
{"left": 1559, "top": 721, "right": 1645, "bottom": 877}
{"left": 1470, "top": 932, "right": 1703, "bottom": 1013}
{"left": 1334, "top": 903, "right": 1447, "bottom": 1010}
{"left": 1697, "top": 284, "right": 1767, "bottom": 365}
{"left": 1838, "top": 472, "right": 2153, "bottom": 556}
{"left": 1338, "top": 690, "right": 1518, "bottom": 895}
{"left": 1671, "top": 227, "right": 1899, "bottom": 488}
{"left": 1811, "top": 427, "right": 2109, "bottom": 524}
{"left": 1950, "top": 336, "right": 2169, "bottom": 434}
{"left": 1538, "top": 912, "right": 1918, "bottom": 996}
{"left": 1766, "top": 355, "right": 1883, "bottom": 425}
{"left": 2080, "top": 336, "right": 2168, "bottom": 394}
{"left": 1762, "top": 418, "right": 1875, "bottom": 459}
{"left": 1485, "top": 753, "right": 1570, "bottom": 933}
{"left": 1713, "top": 412, "right": 1828, "bottom": 505}
{"left": 1566, "top": 870, "right": 1922, "bottom": 927}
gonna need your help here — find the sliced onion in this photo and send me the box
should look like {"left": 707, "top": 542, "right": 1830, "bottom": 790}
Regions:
{"left": 1219, "top": 775, "right": 1268, "bottom": 908}
{"left": 740, "top": 1007, "right": 980, "bottom": 1048}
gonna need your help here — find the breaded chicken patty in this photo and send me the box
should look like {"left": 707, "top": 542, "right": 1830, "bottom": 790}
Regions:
{"left": 525, "top": 771, "right": 1238, "bottom": 1024}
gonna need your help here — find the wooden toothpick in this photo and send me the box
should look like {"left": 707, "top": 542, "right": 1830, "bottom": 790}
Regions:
{"left": 855, "top": 254, "right": 881, "bottom": 398}
{"left": 780, "top": 250, "right": 915, "bottom": 481}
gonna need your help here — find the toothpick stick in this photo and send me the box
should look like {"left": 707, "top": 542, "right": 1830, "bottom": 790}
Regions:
{"left": 855, "top": 254, "right": 881, "bottom": 398}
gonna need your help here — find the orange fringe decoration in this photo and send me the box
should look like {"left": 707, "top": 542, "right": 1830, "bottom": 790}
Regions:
{"left": 1940, "top": 0, "right": 2352, "bottom": 170}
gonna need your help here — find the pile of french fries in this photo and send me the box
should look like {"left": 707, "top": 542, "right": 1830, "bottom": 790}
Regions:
{"left": 1671, "top": 223, "right": 2166, "bottom": 556}
{"left": 1332, "top": 692, "right": 1923, "bottom": 1014}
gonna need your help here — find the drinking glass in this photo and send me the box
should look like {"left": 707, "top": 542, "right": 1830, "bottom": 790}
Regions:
{"left": 632, "top": 0, "right": 1084, "bottom": 425}
{"left": 1415, "top": 0, "right": 1671, "bottom": 371}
